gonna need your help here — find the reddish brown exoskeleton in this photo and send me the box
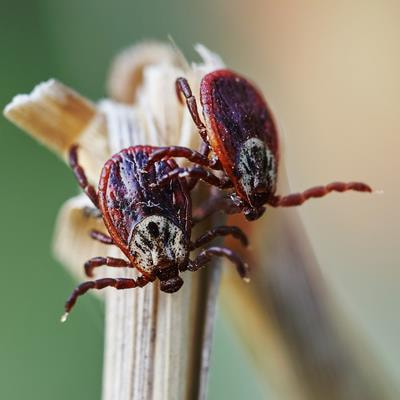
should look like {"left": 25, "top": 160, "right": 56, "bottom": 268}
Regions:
{"left": 145, "top": 69, "right": 372, "bottom": 220}
{"left": 62, "top": 145, "right": 249, "bottom": 321}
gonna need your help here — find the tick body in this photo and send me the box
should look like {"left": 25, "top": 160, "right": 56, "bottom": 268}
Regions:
{"left": 99, "top": 146, "right": 190, "bottom": 287}
{"left": 63, "top": 145, "right": 249, "bottom": 320}
{"left": 145, "top": 69, "right": 371, "bottom": 220}
{"left": 201, "top": 70, "right": 279, "bottom": 218}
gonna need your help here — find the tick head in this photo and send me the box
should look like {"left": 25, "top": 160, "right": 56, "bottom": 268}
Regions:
{"left": 158, "top": 270, "right": 184, "bottom": 293}
{"left": 154, "top": 264, "right": 183, "bottom": 293}
{"left": 129, "top": 215, "right": 188, "bottom": 275}
{"left": 243, "top": 206, "right": 266, "bottom": 221}
{"left": 237, "top": 137, "right": 277, "bottom": 210}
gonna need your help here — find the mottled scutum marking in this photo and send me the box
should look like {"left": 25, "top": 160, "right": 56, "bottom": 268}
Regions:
{"left": 237, "top": 138, "right": 276, "bottom": 205}
{"left": 129, "top": 215, "right": 186, "bottom": 273}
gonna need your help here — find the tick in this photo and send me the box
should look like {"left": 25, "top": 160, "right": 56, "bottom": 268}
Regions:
{"left": 62, "top": 145, "right": 249, "bottom": 321}
{"left": 145, "top": 69, "right": 372, "bottom": 220}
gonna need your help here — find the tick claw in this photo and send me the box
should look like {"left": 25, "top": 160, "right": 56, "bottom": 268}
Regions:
{"left": 60, "top": 312, "right": 69, "bottom": 323}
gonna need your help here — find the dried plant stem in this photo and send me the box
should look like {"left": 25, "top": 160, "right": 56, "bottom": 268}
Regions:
{"left": 4, "top": 80, "right": 96, "bottom": 154}
{"left": 100, "top": 101, "right": 222, "bottom": 400}
{"left": 4, "top": 75, "right": 223, "bottom": 400}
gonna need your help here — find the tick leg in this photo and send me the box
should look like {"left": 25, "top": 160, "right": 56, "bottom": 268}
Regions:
{"left": 188, "top": 246, "right": 249, "bottom": 281}
{"left": 144, "top": 144, "right": 221, "bottom": 192}
{"left": 190, "top": 226, "right": 248, "bottom": 249}
{"left": 176, "top": 77, "right": 223, "bottom": 190}
{"left": 145, "top": 145, "right": 221, "bottom": 172}
{"left": 186, "top": 142, "right": 215, "bottom": 191}
{"left": 69, "top": 144, "right": 99, "bottom": 208}
{"left": 269, "top": 181, "right": 372, "bottom": 207}
{"left": 193, "top": 194, "right": 242, "bottom": 224}
{"left": 90, "top": 230, "right": 113, "bottom": 245}
{"left": 150, "top": 166, "right": 233, "bottom": 190}
{"left": 62, "top": 275, "right": 153, "bottom": 321}
{"left": 84, "top": 256, "right": 132, "bottom": 277}
{"left": 176, "top": 77, "right": 209, "bottom": 146}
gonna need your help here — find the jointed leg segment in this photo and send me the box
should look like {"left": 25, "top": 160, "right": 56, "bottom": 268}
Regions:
{"left": 188, "top": 246, "right": 249, "bottom": 281}
{"left": 150, "top": 166, "right": 233, "bottom": 190}
{"left": 193, "top": 195, "right": 242, "bottom": 224}
{"left": 175, "top": 77, "right": 225, "bottom": 190}
{"left": 62, "top": 275, "right": 153, "bottom": 320}
{"left": 145, "top": 146, "right": 221, "bottom": 172}
{"left": 84, "top": 256, "right": 132, "bottom": 277}
{"left": 190, "top": 226, "right": 248, "bottom": 249}
{"left": 176, "top": 77, "right": 209, "bottom": 146}
{"left": 90, "top": 230, "right": 113, "bottom": 245}
{"left": 69, "top": 145, "right": 99, "bottom": 208}
{"left": 269, "top": 181, "right": 372, "bottom": 207}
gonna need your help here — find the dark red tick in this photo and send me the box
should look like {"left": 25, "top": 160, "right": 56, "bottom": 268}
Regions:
{"left": 62, "top": 144, "right": 249, "bottom": 321}
{"left": 144, "top": 69, "right": 372, "bottom": 220}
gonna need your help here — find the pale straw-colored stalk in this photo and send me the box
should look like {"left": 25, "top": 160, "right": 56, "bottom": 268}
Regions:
{"left": 4, "top": 42, "right": 227, "bottom": 400}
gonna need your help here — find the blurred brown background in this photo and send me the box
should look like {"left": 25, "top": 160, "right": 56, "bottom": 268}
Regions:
{"left": 225, "top": 1, "right": 399, "bottom": 381}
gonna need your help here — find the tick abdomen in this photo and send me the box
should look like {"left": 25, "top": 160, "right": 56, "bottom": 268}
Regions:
{"left": 201, "top": 70, "right": 279, "bottom": 160}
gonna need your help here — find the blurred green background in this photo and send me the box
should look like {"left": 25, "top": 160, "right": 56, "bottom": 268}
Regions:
{"left": 2, "top": 1, "right": 400, "bottom": 399}
{"left": 0, "top": 0, "right": 265, "bottom": 399}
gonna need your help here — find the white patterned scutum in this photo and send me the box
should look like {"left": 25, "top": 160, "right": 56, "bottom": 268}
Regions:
{"left": 237, "top": 137, "right": 276, "bottom": 198}
{"left": 129, "top": 215, "right": 186, "bottom": 273}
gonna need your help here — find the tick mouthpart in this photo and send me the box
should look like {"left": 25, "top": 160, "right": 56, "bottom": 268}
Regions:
{"left": 155, "top": 265, "right": 179, "bottom": 280}
{"left": 244, "top": 206, "right": 266, "bottom": 221}
{"left": 159, "top": 276, "right": 184, "bottom": 293}
{"left": 247, "top": 190, "right": 269, "bottom": 210}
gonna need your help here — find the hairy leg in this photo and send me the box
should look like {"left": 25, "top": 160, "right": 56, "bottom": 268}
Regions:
{"left": 269, "top": 181, "right": 372, "bottom": 207}
{"left": 144, "top": 145, "right": 221, "bottom": 172}
{"left": 69, "top": 145, "right": 99, "bottom": 208}
{"left": 193, "top": 194, "right": 242, "bottom": 224}
{"left": 186, "top": 142, "right": 215, "bottom": 191}
{"left": 176, "top": 77, "right": 209, "bottom": 146}
{"left": 62, "top": 275, "right": 153, "bottom": 321}
{"left": 177, "top": 77, "right": 227, "bottom": 190}
{"left": 84, "top": 256, "right": 131, "bottom": 277}
{"left": 190, "top": 226, "right": 248, "bottom": 249}
{"left": 150, "top": 166, "right": 233, "bottom": 190}
{"left": 188, "top": 246, "right": 249, "bottom": 281}
{"left": 90, "top": 230, "right": 113, "bottom": 245}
